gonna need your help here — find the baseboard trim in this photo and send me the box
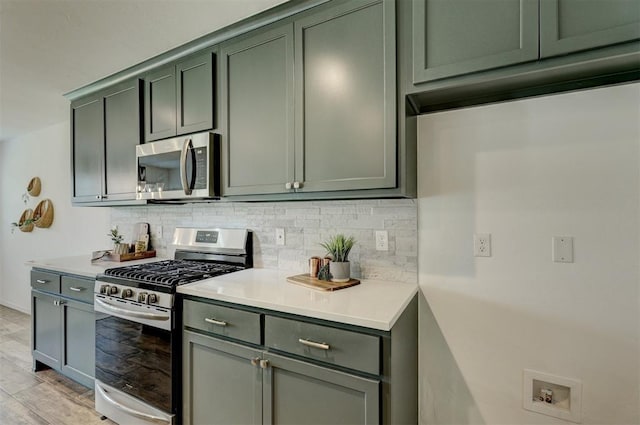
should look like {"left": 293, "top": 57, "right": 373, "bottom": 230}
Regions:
{"left": 0, "top": 300, "right": 30, "bottom": 315}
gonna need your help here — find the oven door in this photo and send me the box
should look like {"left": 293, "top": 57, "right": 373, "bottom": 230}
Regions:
{"left": 94, "top": 294, "right": 174, "bottom": 423}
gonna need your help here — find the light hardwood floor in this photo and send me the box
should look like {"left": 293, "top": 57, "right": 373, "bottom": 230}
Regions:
{"left": 0, "top": 304, "right": 114, "bottom": 425}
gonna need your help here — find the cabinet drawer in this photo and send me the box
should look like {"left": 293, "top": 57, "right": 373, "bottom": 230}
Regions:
{"left": 264, "top": 316, "right": 380, "bottom": 375}
{"left": 31, "top": 270, "right": 61, "bottom": 293}
{"left": 183, "top": 300, "right": 261, "bottom": 345}
{"left": 61, "top": 276, "right": 94, "bottom": 303}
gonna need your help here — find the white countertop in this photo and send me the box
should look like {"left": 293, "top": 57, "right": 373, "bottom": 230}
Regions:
{"left": 178, "top": 269, "right": 418, "bottom": 331}
{"left": 26, "top": 256, "right": 417, "bottom": 331}
{"left": 26, "top": 255, "right": 167, "bottom": 279}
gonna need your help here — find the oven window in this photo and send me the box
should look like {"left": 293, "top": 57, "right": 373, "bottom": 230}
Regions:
{"left": 95, "top": 314, "right": 172, "bottom": 413}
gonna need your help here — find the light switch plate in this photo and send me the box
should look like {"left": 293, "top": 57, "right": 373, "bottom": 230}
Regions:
{"left": 552, "top": 236, "right": 573, "bottom": 262}
{"left": 275, "top": 228, "right": 285, "bottom": 246}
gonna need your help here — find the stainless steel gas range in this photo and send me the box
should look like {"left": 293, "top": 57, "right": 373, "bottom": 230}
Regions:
{"left": 94, "top": 228, "right": 252, "bottom": 425}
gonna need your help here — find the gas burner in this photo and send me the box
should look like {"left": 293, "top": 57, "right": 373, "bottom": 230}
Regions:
{"left": 104, "top": 259, "right": 246, "bottom": 287}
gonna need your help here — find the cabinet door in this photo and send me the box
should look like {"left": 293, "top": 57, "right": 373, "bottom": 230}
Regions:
{"left": 145, "top": 65, "right": 177, "bottom": 141}
{"left": 177, "top": 51, "right": 214, "bottom": 135}
{"left": 413, "top": 0, "right": 539, "bottom": 83}
{"left": 32, "top": 291, "right": 62, "bottom": 370}
{"left": 295, "top": 0, "right": 396, "bottom": 192}
{"left": 221, "top": 24, "right": 295, "bottom": 196}
{"left": 71, "top": 94, "right": 104, "bottom": 202}
{"left": 61, "top": 299, "right": 95, "bottom": 388}
{"left": 263, "top": 352, "right": 379, "bottom": 425}
{"left": 540, "top": 0, "right": 640, "bottom": 58}
{"left": 183, "top": 330, "right": 262, "bottom": 425}
{"left": 104, "top": 79, "right": 142, "bottom": 200}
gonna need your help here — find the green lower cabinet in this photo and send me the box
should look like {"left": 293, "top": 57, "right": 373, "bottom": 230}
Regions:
{"left": 263, "top": 352, "right": 379, "bottom": 425}
{"left": 182, "top": 330, "right": 379, "bottom": 425}
{"left": 32, "top": 291, "right": 63, "bottom": 370}
{"left": 182, "top": 330, "right": 262, "bottom": 425}
{"left": 31, "top": 273, "right": 95, "bottom": 388}
{"left": 60, "top": 299, "right": 95, "bottom": 388}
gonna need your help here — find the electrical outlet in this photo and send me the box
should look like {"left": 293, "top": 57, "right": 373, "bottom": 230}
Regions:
{"left": 474, "top": 233, "right": 491, "bottom": 257}
{"left": 275, "top": 228, "right": 285, "bottom": 246}
{"left": 375, "top": 230, "right": 388, "bottom": 251}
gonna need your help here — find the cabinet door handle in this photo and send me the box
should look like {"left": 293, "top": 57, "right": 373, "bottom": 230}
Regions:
{"left": 250, "top": 357, "right": 260, "bottom": 367}
{"left": 69, "top": 287, "right": 84, "bottom": 292}
{"left": 285, "top": 182, "right": 292, "bottom": 190}
{"left": 204, "top": 317, "right": 227, "bottom": 327}
{"left": 293, "top": 181, "right": 302, "bottom": 189}
{"left": 36, "top": 279, "right": 48, "bottom": 284}
{"left": 298, "top": 338, "right": 330, "bottom": 350}
{"left": 259, "top": 359, "right": 269, "bottom": 369}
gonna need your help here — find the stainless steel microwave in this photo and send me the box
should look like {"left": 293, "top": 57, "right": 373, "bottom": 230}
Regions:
{"left": 136, "top": 132, "right": 220, "bottom": 200}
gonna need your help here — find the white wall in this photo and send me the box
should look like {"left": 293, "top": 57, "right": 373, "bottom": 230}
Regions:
{"left": 417, "top": 83, "right": 640, "bottom": 424}
{"left": 0, "top": 122, "right": 110, "bottom": 313}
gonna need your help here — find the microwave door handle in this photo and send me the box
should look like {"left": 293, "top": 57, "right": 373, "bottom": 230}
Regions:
{"left": 180, "top": 138, "right": 193, "bottom": 195}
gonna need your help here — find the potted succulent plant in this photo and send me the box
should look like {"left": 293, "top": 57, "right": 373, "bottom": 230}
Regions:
{"left": 320, "top": 234, "right": 355, "bottom": 282}
{"left": 108, "top": 226, "right": 129, "bottom": 255}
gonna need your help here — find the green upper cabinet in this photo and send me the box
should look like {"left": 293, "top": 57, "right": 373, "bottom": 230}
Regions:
{"left": 71, "top": 79, "right": 141, "bottom": 203}
{"left": 539, "top": 0, "right": 640, "bottom": 58}
{"left": 104, "top": 80, "right": 142, "bottom": 200}
{"left": 71, "top": 94, "right": 104, "bottom": 202}
{"left": 221, "top": 0, "right": 396, "bottom": 197}
{"left": 413, "top": 0, "right": 539, "bottom": 83}
{"left": 177, "top": 53, "right": 215, "bottom": 135}
{"left": 412, "top": 0, "right": 640, "bottom": 85}
{"left": 294, "top": 0, "right": 396, "bottom": 193}
{"left": 221, "top": 24, "right": 295, "bottom": 196}
{"left": 145, "top": 50, "right": 214, "bottom": 142}
{"left": 144, "top": 65, "right": 176, "bottom": 141}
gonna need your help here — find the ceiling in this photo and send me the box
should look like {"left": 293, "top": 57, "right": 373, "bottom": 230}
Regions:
{"left": 0, "top": 0, "right": 288, "bottom": 143}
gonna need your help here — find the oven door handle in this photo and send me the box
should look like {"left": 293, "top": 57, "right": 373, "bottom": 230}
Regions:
{"left": 95, "top": 298, "right": 170, "bottom": 321}
{"left": 96, "top": 383, "right": 169, "bottom": 424}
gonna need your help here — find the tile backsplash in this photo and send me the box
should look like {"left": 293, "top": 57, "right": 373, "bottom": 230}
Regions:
{"left": 111, "top": 199, "right": 417, "bottom": 283}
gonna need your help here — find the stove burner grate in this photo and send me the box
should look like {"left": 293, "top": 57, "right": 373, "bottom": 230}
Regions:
{"left": 104, "top": 260, "right": 244, "bottom": 286}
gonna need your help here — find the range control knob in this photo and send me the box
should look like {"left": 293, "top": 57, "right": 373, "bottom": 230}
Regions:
{"left": 109, "top": 286, "right": 119, "bottom": 295}
{"left": 122, "top": 289, "right": 134, "bottom": 299}
{"left": 147, "top": 294, "right": 158, "bottom": 304}
{"left": 137, "top": 292, "right": 147, "bottom": 303}
{"left": 99, "top": 285, "right": 109, "bottom": 294}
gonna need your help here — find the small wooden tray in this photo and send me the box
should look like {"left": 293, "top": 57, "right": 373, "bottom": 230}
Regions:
{"left": 287, "top": 274, "right": 360, "bottom": 291}
{"left": 107, "top": 250, "right": 157, "bottom": 262}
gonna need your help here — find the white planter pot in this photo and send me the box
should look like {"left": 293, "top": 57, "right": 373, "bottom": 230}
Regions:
{"left": 330, "top": 261, "right": 350, "bottom": 282}
{"left": 114, "top": 243, "right": 129, "bottom": 255}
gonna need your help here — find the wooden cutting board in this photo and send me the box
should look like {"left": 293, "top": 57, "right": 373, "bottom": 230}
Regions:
{"left": 287, "top": 274, "right": 360, "bottom": 291}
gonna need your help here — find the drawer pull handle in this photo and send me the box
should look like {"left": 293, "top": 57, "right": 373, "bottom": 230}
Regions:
{"left": 298, "top": 338, "right": 330, "bottom": 350}
{"left": 204, "top": 318, "right": 228, "bottom": 327}
{"left": 69, "top": 287, "right": 84, "bottom": 292}
{"left": 36, "top": 279, "right": 48, "bottom": 284}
